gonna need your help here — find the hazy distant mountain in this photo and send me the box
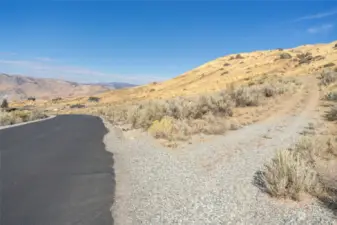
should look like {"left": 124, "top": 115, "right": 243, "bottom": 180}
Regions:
{"left": 89, "top": 82, "right": 137, "bottom": 89}
{"left": 0, "top": 73, "right": 110, "bottom": 100}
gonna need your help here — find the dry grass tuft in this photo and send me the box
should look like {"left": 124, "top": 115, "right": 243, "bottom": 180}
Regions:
{"left": 258, "top": 135, "right": 337, "bottom": 202}
{"left": 260, "top": 149, "right": 320, "bottom": 200}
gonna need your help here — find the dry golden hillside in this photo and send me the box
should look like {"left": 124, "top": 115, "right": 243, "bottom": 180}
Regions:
{"left": 76, "top": 40, "right": 337, "bottom": 105}
{"left": 17, "top": 40, "right": 337, "bottom": 111}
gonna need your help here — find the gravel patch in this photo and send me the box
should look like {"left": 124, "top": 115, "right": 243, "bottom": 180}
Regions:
{"left": 102, "top": 82, "right": 336, "bottom": 225}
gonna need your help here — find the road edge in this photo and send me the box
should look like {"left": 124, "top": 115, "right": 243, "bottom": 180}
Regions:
{"left": 101, "top": 118, "right": 133, "bottom": 225}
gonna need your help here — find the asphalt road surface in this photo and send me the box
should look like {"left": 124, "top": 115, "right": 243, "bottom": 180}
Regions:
{"left": 0, "top": 115, "right": 114, "bottom": 225}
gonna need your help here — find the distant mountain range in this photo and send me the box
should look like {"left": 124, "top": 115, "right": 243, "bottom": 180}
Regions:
{"left": 87, "top": 82, "right": 137, "bottom": 89}
{"left": 0, "top": 73, "right": 136, "bottom": 100}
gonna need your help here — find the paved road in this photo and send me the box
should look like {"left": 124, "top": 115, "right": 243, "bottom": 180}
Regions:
{"left": 0, "top": 115, "right": 114, "bottom": 225}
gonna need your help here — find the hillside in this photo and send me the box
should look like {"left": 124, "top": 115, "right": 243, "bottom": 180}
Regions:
{"left": 0, "top": 73, "right": 110, "bottom": 100}
{"left": 79, "top": 40, "right": 337, "bottom": 105}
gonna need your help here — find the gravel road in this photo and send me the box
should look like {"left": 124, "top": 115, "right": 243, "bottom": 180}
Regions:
{"left": 103, "top": 77, "right": 336, "bottom": 225}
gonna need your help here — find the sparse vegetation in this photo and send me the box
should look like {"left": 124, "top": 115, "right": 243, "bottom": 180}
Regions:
{"left": 279, "top": 53, "right": 292, "bottom": 59}
{"left": 96, "top": 77, "right": 296, "bottom": 142}
{"left": 258, "top": 73, "right": 337, "bottom": 204}
{"left": 27, "top": 97, "right": 36, "bottom": 101}
{"left": 235, "top": 54, "right": 244, "bottom": 59}
{"left": 319, "top": 70, "right": 337, "bottom": 86}
{"left": 258, "top": 146, "right": 321, "bottom": 200}
{"left": 325, "top": 105, "right": 337, "bottom": 121}
{"left": 257, "top": 137, "right": 337, "bottom": 201}
{"left": 88, "top": 96, "right": 100, "bottom": 102}
{"left": 52, "top": 97, "right": 62, "bottom": 103}
{"left": 313, "top": 55, "right": 325, "bottom": 61}
{"left": 324, "top": 91, "right": 337, "bottom": 101}
{"left": 0, "top": 109, "right": 47, "bottom": 126}
{"left": 70, "top": 104, "right": 86, "bottom": 109}
{"left": 1, "top": 99, "right": 9, "bottom": 109}
{"left": 324, "top": 62, "right": 336, "bottom": 68}
{"left": 297, "top": 52, "right": 313, "bottom": 65}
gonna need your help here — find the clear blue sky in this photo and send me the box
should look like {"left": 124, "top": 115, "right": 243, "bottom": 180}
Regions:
{"left": 1, "top": 1, "right": 337, "bottom": 84}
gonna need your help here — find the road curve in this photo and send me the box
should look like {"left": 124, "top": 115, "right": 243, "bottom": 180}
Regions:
{"left": 0, "top": 115, "right": 114, "bottom": 225}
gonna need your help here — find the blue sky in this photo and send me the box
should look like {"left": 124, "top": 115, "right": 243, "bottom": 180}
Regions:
{"left": 1, "top": 1, "right": 337, "bottom": 84}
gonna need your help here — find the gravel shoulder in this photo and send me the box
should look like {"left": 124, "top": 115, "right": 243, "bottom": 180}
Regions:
{"left": 103, "top": 76, "right": 336, "bottom": 225}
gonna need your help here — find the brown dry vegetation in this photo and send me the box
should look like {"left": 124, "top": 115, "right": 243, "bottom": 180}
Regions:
{"left": 0, "top": 109, "right": 47, "bottom": 126}
{"left": 25, "top": 40, "right": 336, "bottom": 111}
{"left": 94, "top": 76, "right": 299, "bottom": 143}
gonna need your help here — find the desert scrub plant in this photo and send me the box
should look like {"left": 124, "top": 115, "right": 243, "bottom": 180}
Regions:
{"left": 0, "top": 110, "right": 46, "bottom": 126}
{"left": 1, "top": 99, "right": 9, "bottom": 109}
{"left": 148, "top": 116, "right": 174, "bottom": 140}
{"left": 279, "top": 52, "right": 292, "bottom": 59}
{"left": 324, "top": 91, "right": 337, "bottom": 101}
{"left": 258, "top": 137, "right": 337, "bottom": 201}
{"left": 0, "top": 111, "right": 23, "bottom": 125}
{"left": 127, "top": 92, "right": 234, "bottom": 129}
{"left": 260, "top": 148, "right": 321, "bottom": 200}
{"left": 319, "top": 70, "right": 337, "bottom": 86}
{"left": 96, "top": 105, "right": 128, "bottom": 124}
{"left": 325, "top": 105, "right": 337, "bottom": 121}
{"left": 260, "top": 83, "right": 286, "bottom": 97}
{"left": 230, "top": 86, "right": 261, "bottom": 106}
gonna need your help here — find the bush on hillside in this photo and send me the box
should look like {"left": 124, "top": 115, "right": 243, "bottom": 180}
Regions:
{"left": 324, "top": 62, "right": 336, "bottom": 68}
{"left": 88, "top": 96, "right": 100, "bottom": 102}
{"left": 52, "top": 97, "right": 62, "bottom": 103}
{"left": 70, "top": 104, "right": 86, "bottom": 109}
{"left": 324, "top": 92, "right": 337, "bottom": 101}
{"left": 1, "top": 99, "right": 9, "bottom": 109}
{"left": 0, "top": 109, "right": 46, "bottom": 126}
{"left": 319, "top": 70, "right": 337, "bottom": 86}
{"left": 325, "top": 105, "right": 337, "bottom": 121}
{"left": 297, "top": 52, "right": 313, "bottom": 65}
{"left": 27, "top": 97, "right": 36, "bottom": 101}
{"left": 279, "top": 53, "right": 292, "bottom": 59}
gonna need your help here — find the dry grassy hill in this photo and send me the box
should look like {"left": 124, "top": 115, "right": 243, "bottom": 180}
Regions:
{"left": 53, "top": 40, "right": 336, "bottom": 107}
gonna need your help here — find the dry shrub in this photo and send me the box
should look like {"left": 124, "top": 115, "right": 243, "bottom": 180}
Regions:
{"left": 0, "top": 110, "right": 46, "bottom": 126}
{"left": 324, "top": 92, "right": 337, "bottom": 101}
{"left": 127, "top": 92, "right": 234, "bottom": 130}
{"left": 324, "top": 63, "right": 336, "bottom": 68}
{"left": 260, "top": 149, "right": 320, "bottom": 200}
{"left": 259, "top": 137, "right": 337, "bottom": 201}
{"left": 320, "top": 70, "right": 337, "bottom": 86}
{"left": 230, "top": 86, "right": 261, "bottom": 106}
{"left": 325, "top": 105, "right": 337, "bottom": 121}
{"left": 148, "top": 116, "right": 174, "bottom": 140}
{"left": 260, "top": 83, "right": 287, "bottom": 97}
{"left": 279, "top": 53, "right": 292, "bottom": 59}
{"left": 0, "top": 111, "right": 23, "bottom": 125}
{"left": 97, "top": 76, "right": 293, "bottom": 141}
{"left": 188, "top": 113, "right": 230, "bottom": 135}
